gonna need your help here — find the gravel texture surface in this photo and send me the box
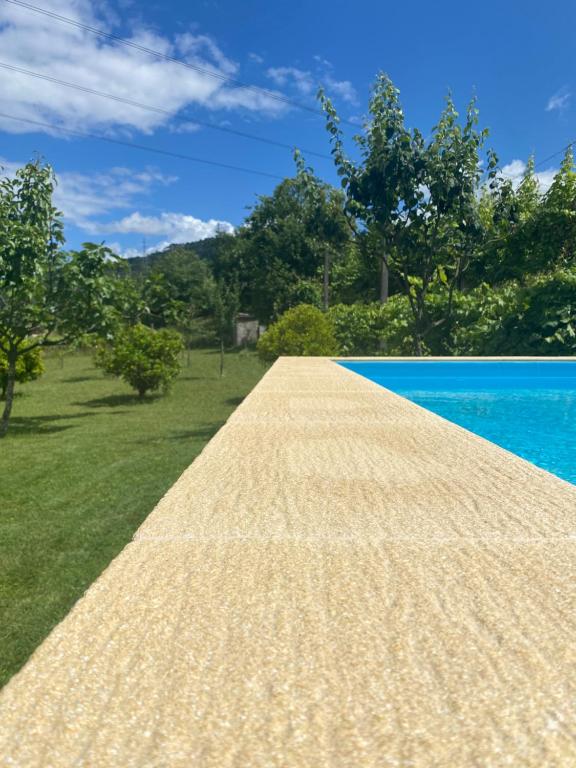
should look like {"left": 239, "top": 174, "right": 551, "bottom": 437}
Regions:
{"left": 1, "top": 357, "right": 575, "bottom": 767}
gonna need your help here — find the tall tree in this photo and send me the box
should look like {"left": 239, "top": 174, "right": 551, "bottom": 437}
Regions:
{"left": 293, "top": 151, "right": 351, "bottom": 310}
{"left": 320, "top": 74, "right": 490, "bottom": 354}
{"left": 475, "top": 155, "right": 543, "bottom": 284}
{"left": 0, "top": 160, "right": 117, "bottom": 436}
{"left": 319, "top": 75, "right": 417, "bottom": 305}
{"left": 236, "top": 170, "right": 351, "bottom": 323}
{"left": 537, "top": 146, "right": 576, "bottom": 269}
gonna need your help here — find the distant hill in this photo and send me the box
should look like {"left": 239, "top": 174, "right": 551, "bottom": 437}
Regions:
{"left": 125, "top": 236, "right": 225, "bottom": 275}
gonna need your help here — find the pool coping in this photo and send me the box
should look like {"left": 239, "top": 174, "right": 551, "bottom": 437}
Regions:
{"left": 331, "top": 355, "right": 576, "bottom": 488}
{"left": 1, "top": 355, "right": 576, "bottom": 766}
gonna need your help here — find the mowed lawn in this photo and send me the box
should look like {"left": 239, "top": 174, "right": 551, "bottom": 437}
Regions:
{"left": 0, "top": 348, "right": 266, "bottom": 687}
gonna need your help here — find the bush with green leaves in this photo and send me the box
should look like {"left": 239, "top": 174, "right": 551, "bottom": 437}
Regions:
{"left": 0, "top": 344, "right": 44, "bottom": 399}
{"left": 257, "top": 304, "right": 340, "bottom": 362}
{"left": 328, "top": 299, "right": 415, "bottom": 356}
{"left": 328, "top": 303, "right": 385, "bottom": 355}
{"left": 95, "top": 324, "right": 184, "bottom": 398}
{"left": 450, "top": 268, "right": 576, "bottom": 356}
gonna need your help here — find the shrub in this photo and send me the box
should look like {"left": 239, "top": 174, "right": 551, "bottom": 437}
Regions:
{"left": 451, "top": 269, "right": 576, "bottom": 356}
{"left": 95, "top": 324, "right": 184, "bottom": 398}
{"left": 257, "top": 304, "right": 340, "bottom": 362}
{"left": 0, "top": 344, "right": 44, "bottom": 399}
{"left": 328, "top": 303, "right": 385, "bottom": 355}
{"left": 328, "top": 299, "right": 416, "bottom": 356}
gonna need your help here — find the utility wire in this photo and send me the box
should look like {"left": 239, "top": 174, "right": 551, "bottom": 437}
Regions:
{"left": 1, "top": 0, "right": 358, "bottom": 127}
{"left": 0, "top": 110, "right": 285, "bottom": 180}
{"left": 533, "top": 140, "right": 574, "bottom": 171}
{"left": 0, "top": 61, "right": 331, "bottom": 160}
{"left": 7, "top": 0, "right": 573, "bottom": 181}
{"left": 498, "top": 140, "right": 574, "bottom": 184}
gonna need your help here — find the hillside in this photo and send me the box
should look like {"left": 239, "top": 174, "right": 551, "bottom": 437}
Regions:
{"left": 125, "top": 236, "right": 225, "bottom": 275}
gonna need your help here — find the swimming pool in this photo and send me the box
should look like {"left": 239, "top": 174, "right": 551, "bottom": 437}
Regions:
{"left": 339, "top": 361, "right": 576, "bottom": 485}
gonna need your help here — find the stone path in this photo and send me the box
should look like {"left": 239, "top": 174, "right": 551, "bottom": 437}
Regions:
{"left": 1, "top": 357, "right": 575, "bottom": 766}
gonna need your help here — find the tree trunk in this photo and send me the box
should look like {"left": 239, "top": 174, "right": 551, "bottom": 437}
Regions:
{"left": 323, "top": 250, "right": 331, "bottom": 311}
{"left": 413, "top": 312, "right": 424, "bottom": 357}
{"left": 219, "top": 338, "right": 224, "bottom": 378}
{"left": 377, "top": 257, "right": 390, "bottom": 353}
{"left": 379, "top": 256, "right": 389, "bottom": 304}
{"left": 0, "top": 353, "right": 17, "bottom": 438}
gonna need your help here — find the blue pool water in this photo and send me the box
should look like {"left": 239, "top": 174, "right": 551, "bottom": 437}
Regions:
{"left": 339, "top": 361, "right": 576, "bottom": 485}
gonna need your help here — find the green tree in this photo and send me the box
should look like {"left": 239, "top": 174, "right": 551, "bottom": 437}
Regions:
{"left": 534, "top": 146, "right": 576, "bottom": 270}
{"left": 212, "top": 279, "right": 240, "bottom": 376}
{"left": 293, "top": 151, "right": 351, "bottom": 310}
{"left": 474, "top": 156, "right": 544, "bottom": 285}
{"left": 95, "top": 324, "right": 184, "bottom": 398}
{"left": 141, "top": 248, "right": 214, "bottom": 328}
{"left": 257, "top": 304, "right": 340, "bottom": 362}
{"left": 236, "top": 170, "right": 351, "bottom": 323}
{"left": 0, "top": 160, "right": 117, "bottom": 436}
{"left": 0, "top": 344, "right": 44, "bottom": 399}
{"left": 320, "top": 74, "right": 491, "bottom": 354}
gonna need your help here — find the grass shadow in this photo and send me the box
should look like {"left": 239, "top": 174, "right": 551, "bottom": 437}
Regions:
{"left": 225, "top": 396, "right": 245, "bottom": 407}
{"left": 7, "top": 412, "right": 98, "bottom": 436}
{"left": 166, "top": 424, "right": 225, "bottom": 442}
{"left": 62, "top": 376, "right": 96, "bottom": 384}
{"left": 177, "top": 374, "right": 206, "bottom": 381}
{"left": 75, "top": 394, "right": 162, "bottom": 408}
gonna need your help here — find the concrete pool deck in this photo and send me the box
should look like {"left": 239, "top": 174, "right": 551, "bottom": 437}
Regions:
{"left": 1, "top": 356, "right": 576, "bottom": 766}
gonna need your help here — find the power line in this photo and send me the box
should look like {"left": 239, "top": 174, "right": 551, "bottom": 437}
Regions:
{"left": 0, "top": 61, "right": 331, "bottom": 160}
{"left": 498, "top": 140, "right": 574, "bottom": 183}
{"left": 2, "top": 0, "right": 358, "bottom": 127}
{"left": 533, "top": 140, "right": 575, "bottom": 171}
{"left": 0, "top": 111, "right": 285, "bottom": 180}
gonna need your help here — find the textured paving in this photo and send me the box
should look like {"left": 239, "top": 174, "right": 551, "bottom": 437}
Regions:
{"left": 1, "top": 357, "right": 576, "bottom": 767}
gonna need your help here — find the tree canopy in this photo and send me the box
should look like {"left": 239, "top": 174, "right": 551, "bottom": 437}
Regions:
{"left": 0, "top": 160, "right": 118, "bottom": 435}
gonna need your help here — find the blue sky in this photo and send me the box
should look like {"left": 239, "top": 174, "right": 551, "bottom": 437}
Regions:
{"left": 1, "top": 0, "right": 574, "bottom": 256}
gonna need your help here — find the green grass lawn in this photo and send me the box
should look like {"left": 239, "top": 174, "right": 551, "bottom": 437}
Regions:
{"left": 0, "top": 348, "right": 266, "bottom": 687}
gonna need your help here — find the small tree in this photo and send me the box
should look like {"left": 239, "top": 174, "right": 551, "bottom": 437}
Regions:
{"left": 211, "top": 279, "right": 240, "bottom": 376}
{"left": 0, "top": 343, "right": 44, "bottom": 399}
{"left": 95, "top": 324, "right": 183, "bottom": 398}
{"left": 0, "top": 160, "right": 117, "bottom": 436}
{"left": 257, "top": 304, "right": 340, "bottom": 362}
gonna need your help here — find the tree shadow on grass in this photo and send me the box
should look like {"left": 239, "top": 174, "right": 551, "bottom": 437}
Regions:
{"left": 226, "top": 396, "right": 245, "bottom": 407}
{"left": 7, "top": 412, "right": 98, "bottom": 436}
{"left": 177, "top": 374, "right": 206, "bottom": 381}
{"left": 165, "top": 424, "right": 225, "bottom": 442}
{"left": 62, "top": 376, "right": 96, "bottom": 384}
{"left": 75, "top": 394, "right": 162, "bottom": 409}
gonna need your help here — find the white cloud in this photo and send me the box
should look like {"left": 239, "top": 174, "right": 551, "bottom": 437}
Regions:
{"left": 500, "top": 159, "right": 557, "bottom": 193}
{"left": 266, "top": 60, "right": 358, "bottom": 105}
{"left": 324, "top": 75, "right": 358, "bottom": 105}
{"left": 104, "top": 212, "right": 234, "bottom": 257}
{"left": 248, "top": 52, "right": 264, "bottom": 64}
{"left": 0, "top": 0, "right": 286, "bottom": 136}
{"left": 104, "top": 211, "right": 234, "bottom": 241}
{"left": 546, "top": 88, "right": 571, "bottom": 113}
{"left": 1, "top": 155, "right": 178, "bottom": 229}
{"left": 313, "top": 55, "right": 331, "bottom": 67}
{"left": 267, "top": 67, "right": 315, "bottom": 96}
{"left": 0, "top": 156, "right": 234, "bottom": 254}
